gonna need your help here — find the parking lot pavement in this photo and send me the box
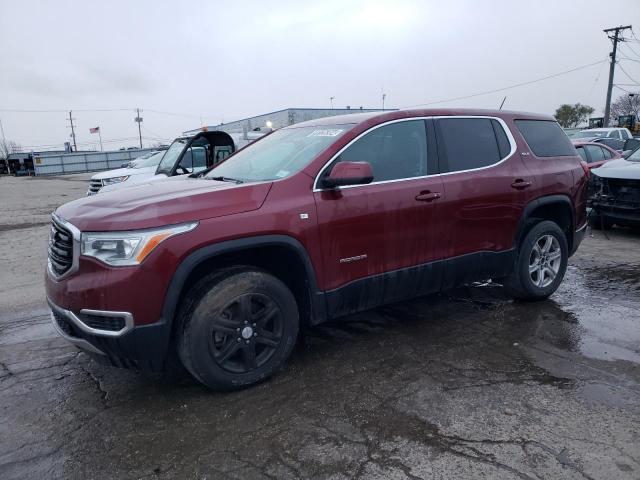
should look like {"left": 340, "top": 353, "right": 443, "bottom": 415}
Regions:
{"left": 1, "top": 175, "right": 639, "bottom": 479}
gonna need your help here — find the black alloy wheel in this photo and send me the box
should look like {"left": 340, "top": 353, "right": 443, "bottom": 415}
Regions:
{"left": 209, "top": 293, "right": 284, "bottom": 374}
{"left": 177, "top": 267, "right": 299, "bottom": 391}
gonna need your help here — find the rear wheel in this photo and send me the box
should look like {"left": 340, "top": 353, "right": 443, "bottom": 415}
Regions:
{"left": 177, "top": 267, "right": 299, "bottom": 391}
{"left": 503, "top": 220, "right": 568, "bottom": 301}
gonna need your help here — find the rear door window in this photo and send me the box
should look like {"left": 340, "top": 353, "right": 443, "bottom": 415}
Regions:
{"left": 435, "top": 118, "right": 508, "bottom": 173}
{"left": 576, "top": 146, "right": 588, "bottom": 162}
{"left": 515, "top": 120, "right": 576, "bottom": 157}
{"left": 600, "top": 147, "right": 613, "bottom": 159}
{"left": 585, "top": 145, "right": 605, "bottom": 162}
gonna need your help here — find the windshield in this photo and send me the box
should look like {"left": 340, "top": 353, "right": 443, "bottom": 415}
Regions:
{"left": 627, "top": 147, "right": 640, "bottom": 162}
{"left": 205, "top": 125, "right": 353, "bottom": 182}
{"left": 132, "top": 151, "right": 164, "bottom": 168}
{"left": 573, "top": 130, "right": 607, "bottom": 139}
{"left": 157, "top": 138, "right": 189, "bottom": 173}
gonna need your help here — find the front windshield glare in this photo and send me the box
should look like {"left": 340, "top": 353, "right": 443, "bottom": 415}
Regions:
{"left": 205, "top": 125, "right": 353, "bottom": 182}
{"left": 157, "top": 139, "right": 188, "bottom": 172}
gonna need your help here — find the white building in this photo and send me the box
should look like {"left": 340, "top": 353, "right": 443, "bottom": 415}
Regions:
{"left": 183, "top": 107, "right": 395, "bottom": 138}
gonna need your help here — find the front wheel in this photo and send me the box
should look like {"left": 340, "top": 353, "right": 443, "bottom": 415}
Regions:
{"left": 177, "top": 267, "right": 299, "bottom": 391}
{"left": 503, "top": 220, "right": 568, "bottom": 301}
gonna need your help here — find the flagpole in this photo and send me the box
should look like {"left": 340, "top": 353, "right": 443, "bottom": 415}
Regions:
{"left": 98, "top": 128, "right": 103, "bottom": 152}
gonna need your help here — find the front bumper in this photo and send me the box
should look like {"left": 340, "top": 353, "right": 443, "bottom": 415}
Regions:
{"left": 48, "top": 297, "right": 172, "bottom": 372}
{"left": 589, "top": 200, "right": 640, "bottom": 226}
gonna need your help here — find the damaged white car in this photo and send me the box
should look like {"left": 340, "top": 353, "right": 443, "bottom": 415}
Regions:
{"left": 589, "top": 147, "right": 640, "bottom": 229}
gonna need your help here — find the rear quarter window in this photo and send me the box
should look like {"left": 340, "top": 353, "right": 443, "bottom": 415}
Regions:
{"left": 515, "top": 120, "right": 576, "bottom": 157}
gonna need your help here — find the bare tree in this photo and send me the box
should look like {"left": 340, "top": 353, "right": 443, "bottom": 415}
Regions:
{"left": 0, "top": 138, "right": 21, "bottom": 161}
{"left": 610, "top": 93, "right": 640, "bottom": 120}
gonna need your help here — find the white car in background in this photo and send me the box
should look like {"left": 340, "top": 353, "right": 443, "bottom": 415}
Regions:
{"left": 87, "top": 151, "right": 165, "bottom": 195}
{"left": 97, "top": 130, "right": 269, "bottom": 194}
{"left": 569, "top": 127, "right": 633, "bottom": 151}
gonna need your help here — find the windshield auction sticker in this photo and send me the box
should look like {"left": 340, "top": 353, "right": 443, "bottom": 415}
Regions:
{"left": 307, "top": 129, "right": 344, "bottom": 137}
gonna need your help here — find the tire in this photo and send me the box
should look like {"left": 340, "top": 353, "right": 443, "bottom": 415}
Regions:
{"left": 503, "top": 220, "right": 568, "bottom": 301}
{"left": 177, "top": 266, "right": 299, "bottom": 391}
{"left": 588, "top": 214, "right": 614, "bottom": 230}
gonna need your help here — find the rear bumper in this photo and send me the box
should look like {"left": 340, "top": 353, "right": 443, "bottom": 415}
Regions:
{"left": 48, "top": 297, "right": 172, "bottom": 372}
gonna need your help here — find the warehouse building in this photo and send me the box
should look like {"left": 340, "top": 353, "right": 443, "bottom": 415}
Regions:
{"left": 183, "top": 107, "right": 395, "bottom": 137}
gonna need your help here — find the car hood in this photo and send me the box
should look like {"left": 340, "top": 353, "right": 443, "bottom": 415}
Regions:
{"left": 56, "top": 179, "right": 273, "bottom": 231}
{"left": 99, "top": 171, "right": 167, "bottom": 193}
{"left": 591, "top": 158, "right": 640, "bottom": 180}
{"left": 91, "top": 166, "right": 156, "bottom": 180}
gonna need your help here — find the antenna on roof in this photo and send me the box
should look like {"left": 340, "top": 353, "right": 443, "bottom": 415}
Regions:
{"left": 499, "top": 96, "right": 507, "bottom": 110}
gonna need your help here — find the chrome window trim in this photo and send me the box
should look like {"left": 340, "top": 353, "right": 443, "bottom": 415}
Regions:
{"left": 47, "top": 297, "right": 134, "bottom": 338}
{"left": 48, "top": 213, "right": 82, "bottom": 281}
{"left": 312, "top": 115, "right": 517, "bottom": 192}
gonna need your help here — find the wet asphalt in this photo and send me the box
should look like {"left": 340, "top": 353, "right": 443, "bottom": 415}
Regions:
{"left": 1, "top": 226, "right": 639, "bottom": 479}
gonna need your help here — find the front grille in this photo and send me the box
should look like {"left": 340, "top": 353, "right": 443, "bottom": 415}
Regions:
{"left": 88, "top": 179, "right": 103, "bottom": 194}
{"left": 52, "top": 310, "right": 79, "bottom": 338}
{"left": 602, "top": 178, "right": 640, "bottom": 207}
{"left": 48, "top": 219, "right": 74, "bottom": 277}
{"left": 78, "top": 312, "right": 126, "bottom": 332}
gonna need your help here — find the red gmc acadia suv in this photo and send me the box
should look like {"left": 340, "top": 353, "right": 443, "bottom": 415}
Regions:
{"left": 45, "top": 109, "right": 588, "bottom": 390}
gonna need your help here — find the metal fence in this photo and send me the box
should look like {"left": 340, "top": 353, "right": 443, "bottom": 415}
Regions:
{"left": 33, "top": 148, "right": 159, "bottom": 176}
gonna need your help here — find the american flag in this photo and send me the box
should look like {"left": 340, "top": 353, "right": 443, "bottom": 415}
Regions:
{"left": 89, "top": 126, "right": 100, "bottom": 134}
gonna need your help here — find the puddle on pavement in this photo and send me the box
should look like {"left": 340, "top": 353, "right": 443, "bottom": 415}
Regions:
{"left": 554, "top": 265, "right": 640, "bottom": 365}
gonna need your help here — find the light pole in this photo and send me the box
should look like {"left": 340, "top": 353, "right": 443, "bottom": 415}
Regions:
{"left": 329, "top": 96, "right": 335, "bottom": 109}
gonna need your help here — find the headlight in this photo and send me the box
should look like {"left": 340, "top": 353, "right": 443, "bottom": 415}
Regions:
{"left": 81, "top": 222, "right": 198, "bottom": 266}
{"left": 102, "top": 175, "right": 130, "bottom": 186}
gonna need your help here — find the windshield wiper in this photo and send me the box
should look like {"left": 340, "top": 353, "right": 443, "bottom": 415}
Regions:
{"left": 209, "top": 176, "right": 244, "bottom": 184}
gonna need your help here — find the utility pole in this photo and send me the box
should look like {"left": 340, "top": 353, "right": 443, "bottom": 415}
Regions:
{"left": 68, "top": 111, "right": 77, "bottom": 152}
{"left": 382, "top": 92, "right": 386, "bottom": 110}
{"left": 603, "top": 25, "right": 632, "bottom": 127}
{"left": 134, "top": 108, "right": 143, "bottom": 148}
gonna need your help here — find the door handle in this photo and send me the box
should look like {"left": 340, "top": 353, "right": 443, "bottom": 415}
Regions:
{"left": 415, "top": 191, "right": 441, "bottom": 202}
{"left": 511, "top": 179, "right": 532, "bottom": 190}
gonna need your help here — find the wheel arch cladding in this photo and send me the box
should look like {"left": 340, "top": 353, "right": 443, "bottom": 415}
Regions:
{"left": 161, "top": 235, "right": 327, "bottom": 335}
{"left": 515, "top": 195, "right": 575, "bottom": 253}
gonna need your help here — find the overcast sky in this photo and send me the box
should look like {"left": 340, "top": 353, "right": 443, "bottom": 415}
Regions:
{"left": 1, "top": 0, "right": 639, "bottom": 151}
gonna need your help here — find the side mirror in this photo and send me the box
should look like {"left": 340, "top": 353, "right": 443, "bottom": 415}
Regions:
{"left": 322, "top": 161, "right": 374, "bottom": 188}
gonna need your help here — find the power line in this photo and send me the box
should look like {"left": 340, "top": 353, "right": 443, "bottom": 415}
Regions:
{"left": 0, "top": 107, "right": 134, "bottom": 113}
{"left": 145, "top": 109, "right": 202, "bottom": 119}
{"left": 403, "top": 59, "right": 608, "bottom": 108}
{"left": 586, "top": 59, "right": 608, "bottom": 102}
{"left": 618, "top": 63, "right": 640, "bottom": 86}
{"left": 621, "top": 41, "right": 640, "bottom": 59}
{"left": 614, "top": 85, "right": 638, "bottom": 94}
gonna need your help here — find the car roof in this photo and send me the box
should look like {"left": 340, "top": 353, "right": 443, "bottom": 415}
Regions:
{"left": 286, "top": 108, "right": 555, "bottom": 128}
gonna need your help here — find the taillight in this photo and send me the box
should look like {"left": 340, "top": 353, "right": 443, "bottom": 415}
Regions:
{"left": 579, "top": 160, "right": 590, "bottom": 177}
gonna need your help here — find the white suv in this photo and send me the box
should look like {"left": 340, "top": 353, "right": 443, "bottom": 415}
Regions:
{"left": 87, "top": 151, "right": 165, "bottom": 195}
